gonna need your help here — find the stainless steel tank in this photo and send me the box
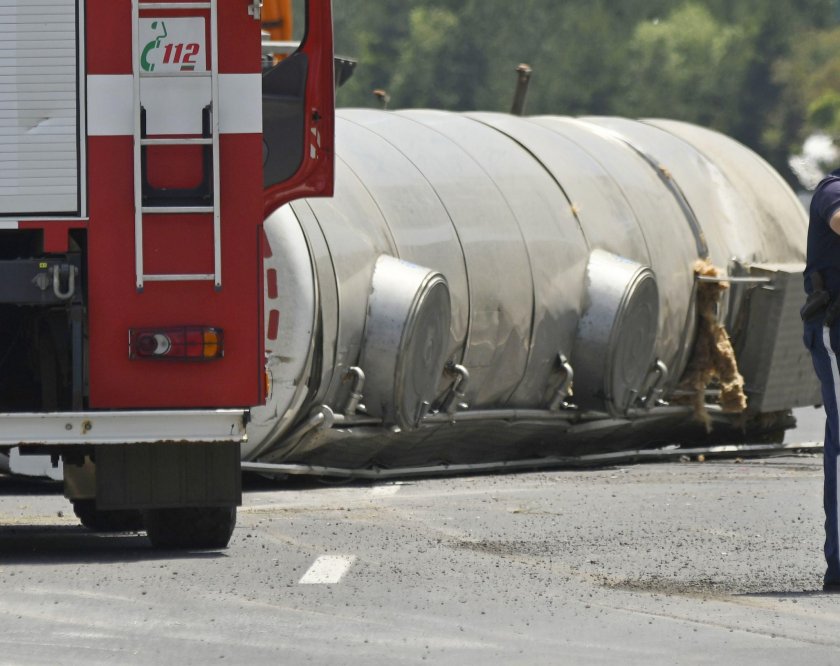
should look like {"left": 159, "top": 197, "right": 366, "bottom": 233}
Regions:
{"left": 244, "top": 110, "right": 811, "bottom": 468}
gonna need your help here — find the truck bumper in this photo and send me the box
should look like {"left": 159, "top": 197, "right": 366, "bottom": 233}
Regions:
{"left": 0, "top": 410, "right": 247, "bottom": 447}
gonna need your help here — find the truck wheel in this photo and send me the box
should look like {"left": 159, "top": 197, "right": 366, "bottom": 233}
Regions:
{"left": 71, "top": 499, "right": 144, "bottom": 532}
{"left": 142, "top": 506, "right": 236, "bottom": 549}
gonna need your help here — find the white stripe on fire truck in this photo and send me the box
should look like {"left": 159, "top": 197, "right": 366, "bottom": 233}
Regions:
{"left": 87, "top": 74, "right": 261, "bottom": 136}
{"left": 218, "top": 74, "right": 262, "bottom": 134}
{"left": 87, "top": 75, "right": 134, "bottom": 136}
{"left": 0, "top": 221, "right": 19, "bottom": 229}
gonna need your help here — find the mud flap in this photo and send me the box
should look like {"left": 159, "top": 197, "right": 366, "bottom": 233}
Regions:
{"left": 94, "top": 442, "right": 241, "bottom": 511}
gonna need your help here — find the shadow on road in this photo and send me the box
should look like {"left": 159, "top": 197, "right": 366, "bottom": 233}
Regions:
{"left": 0, "top": 474, "right": 62, "bottom": 496}
{"left": 0, "top": 525, "right": 229, "bottom": 565}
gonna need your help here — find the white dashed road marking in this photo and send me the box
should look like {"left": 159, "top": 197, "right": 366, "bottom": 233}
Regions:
{"left": 370, "top": 484, "right": 402, "bottom": 497}
{"left": 299, "top": 555, "right": 357, "bottom": 585}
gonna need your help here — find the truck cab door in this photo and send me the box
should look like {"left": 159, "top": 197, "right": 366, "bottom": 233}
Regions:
{"left": 262, "top": 0, "right": 335, "bottom": 215}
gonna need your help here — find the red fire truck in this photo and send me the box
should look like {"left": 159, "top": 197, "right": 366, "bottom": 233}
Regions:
{"left": 0, "top": 0, "right": 334, "bottom": 547}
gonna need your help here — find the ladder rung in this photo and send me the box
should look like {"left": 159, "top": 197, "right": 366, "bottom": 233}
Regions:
{"left": 139, "top": 71, "right": 212, "bottom": 79}
{"left": 140, "top": 138, "right": 213, "bottom": 146}
{"left": 142, "top": 206, "right": 214, "bottom": 214}
{"left": 139, "top": 2, "right": 212, "bottom": 9}
{"left": 143, "top": 273, "right": 215, "bottom": 282}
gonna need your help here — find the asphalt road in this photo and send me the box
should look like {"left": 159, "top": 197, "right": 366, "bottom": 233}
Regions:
{"left": 1, "top": 407, "right": 838, "bottom": 665}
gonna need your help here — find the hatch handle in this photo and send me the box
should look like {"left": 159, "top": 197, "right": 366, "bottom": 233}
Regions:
{"left": 52, "top": 264, "right": 77, "bottom": 301}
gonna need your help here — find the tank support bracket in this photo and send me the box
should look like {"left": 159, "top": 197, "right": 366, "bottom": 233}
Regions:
{"left": 441, "top": 364, "right": 470, "bottom": 418}
{"left": 549, "top": 353, "right": 575, "bottom": 411}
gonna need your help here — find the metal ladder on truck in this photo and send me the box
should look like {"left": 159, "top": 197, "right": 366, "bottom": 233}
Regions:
{"left": 131, "top": 0, "right": 222, "bottom": 292}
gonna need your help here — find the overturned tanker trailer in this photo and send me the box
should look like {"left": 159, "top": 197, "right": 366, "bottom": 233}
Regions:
{"left": 246, "top": 109, "right": 820, "bottom": 476}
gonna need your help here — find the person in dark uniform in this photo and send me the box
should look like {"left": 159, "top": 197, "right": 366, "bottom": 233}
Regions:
{"left": 803, "top": 168, "right": 840, "bottom": 592}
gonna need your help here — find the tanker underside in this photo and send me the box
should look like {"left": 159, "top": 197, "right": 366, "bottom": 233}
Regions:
{"left": 249, "top": 409, "right": 799, "bottom": 476}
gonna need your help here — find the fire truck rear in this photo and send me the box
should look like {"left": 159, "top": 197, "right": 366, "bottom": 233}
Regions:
{"left": 0, "top": 0, "right": 334, "bottom": 547}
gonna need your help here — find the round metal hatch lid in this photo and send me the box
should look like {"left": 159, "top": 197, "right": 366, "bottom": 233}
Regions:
{"left": 573, "top": 250, "right": 659, "bottom": 416}
{"left": 360, "top": 256, "right": 451, "bottom": 430}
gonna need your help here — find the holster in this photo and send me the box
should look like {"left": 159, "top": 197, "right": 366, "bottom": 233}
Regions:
{"left": 826, "top": 298, "right": 840, "bottom": 327}
{"left": 801, "top": 270, "right": 835, "bottom": 324}
{"left": 801, "top": 290, "right": 830, "bottom": 322}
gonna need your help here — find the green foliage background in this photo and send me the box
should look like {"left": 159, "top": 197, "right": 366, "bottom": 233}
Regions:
{"left": 328, "top": 0, "right": 840, "bottom": 185}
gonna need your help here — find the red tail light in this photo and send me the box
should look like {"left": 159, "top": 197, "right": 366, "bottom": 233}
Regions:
{"left": 129, "top": 327, "right": 224, "bottom": 361}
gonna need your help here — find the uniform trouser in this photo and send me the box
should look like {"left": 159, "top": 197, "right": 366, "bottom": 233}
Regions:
{"left": 804, "top": 319, "right": 840, "bottom": 584}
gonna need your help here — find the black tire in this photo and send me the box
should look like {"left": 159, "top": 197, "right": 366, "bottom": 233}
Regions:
{"left": 142, "top": 506, "right": 236, "bottom": 549}
{"left": 72, "top": 499, "right": 144, "bottom": 532}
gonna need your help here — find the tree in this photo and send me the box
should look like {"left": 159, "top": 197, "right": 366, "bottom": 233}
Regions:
{"left": 387, "top": 6, "right": 486, "bottom": 110}
{"left": 327, "top": 0, "right": 840, "bottom": 184}
{"left": 775, "top": 26, "right": 840, "bottom": 138}
{"left": 616, "top": 5, "right": 748, "bottom": 131}
{"left": 333, "top": 0, "right": 414, "bottom": 107}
